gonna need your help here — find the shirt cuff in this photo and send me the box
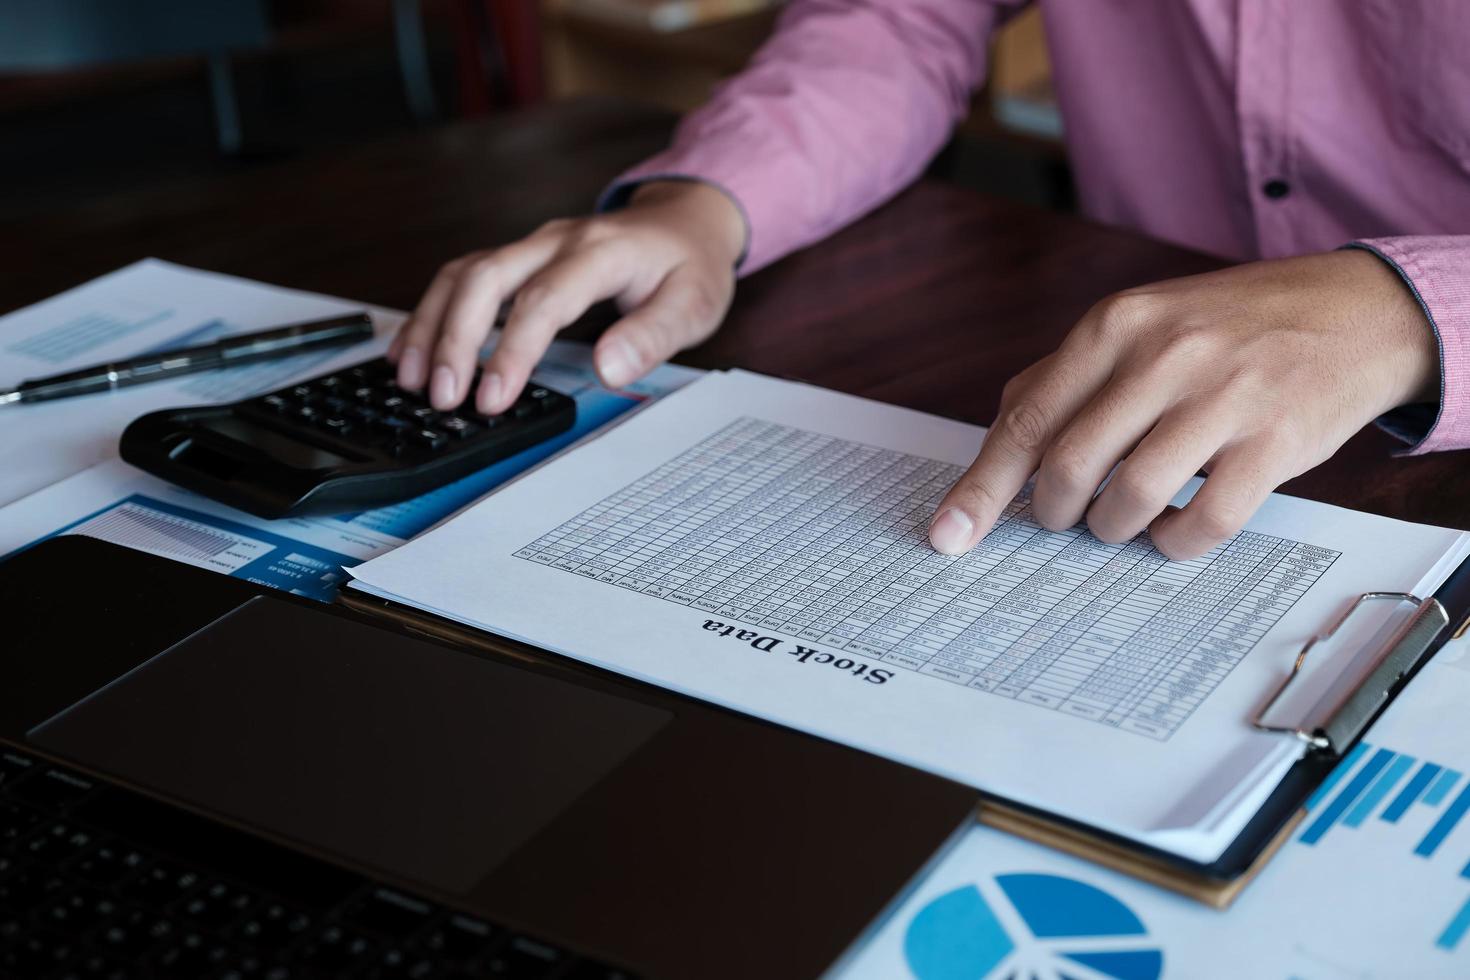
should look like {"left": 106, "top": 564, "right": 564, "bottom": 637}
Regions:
{"left": 596, "top": 172, "right": 753, "bottom": 272}
{"left": 1347, "top": 238, "right": 1470, "bottom": 454}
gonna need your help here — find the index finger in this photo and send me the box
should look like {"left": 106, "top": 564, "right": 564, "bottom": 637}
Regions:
{"left": 424, "top": 235, "right": 564, "bottom": 409}
{"left": 475, "top": 243, "right": 635, "bottom": 413}
{"left": 928, "top": 347, "right": 1115, "bottom": 555}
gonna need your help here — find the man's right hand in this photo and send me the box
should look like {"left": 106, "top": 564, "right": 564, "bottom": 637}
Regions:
{"left": 389, "top": 179, "right": 747, "bottom": 414}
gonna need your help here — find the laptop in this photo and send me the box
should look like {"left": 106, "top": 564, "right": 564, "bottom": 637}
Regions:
{"left": 0, "top": 537, "right": 979, "bottom": 979}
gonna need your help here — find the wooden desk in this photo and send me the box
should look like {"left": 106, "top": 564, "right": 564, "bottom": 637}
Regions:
{"left": 2, "top": 96, "right": 1465, "bottom": 530}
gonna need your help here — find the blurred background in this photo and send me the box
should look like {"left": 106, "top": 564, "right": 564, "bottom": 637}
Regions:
{"left": 0, "top": 0, "right": 1073, "bottom": 223}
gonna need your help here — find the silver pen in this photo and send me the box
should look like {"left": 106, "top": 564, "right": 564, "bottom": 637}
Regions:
{"left": 0, "top": 313, "right": 375, "bottom": 406}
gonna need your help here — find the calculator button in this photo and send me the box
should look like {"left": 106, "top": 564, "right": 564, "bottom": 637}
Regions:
{"left": 380, "top": 396, "right": 406, "bottom": 412}
{"left": 413, "top": 429, "right": 448, "bottom": 451}
{"left": 291, "top": 386, "right": 315, "bottom": 400}
{"left": 321, "top": 417, "right": 354, "bottom": 436}
{"left": 512, "top": 400, "right": 536, "bottom": 420}
{"left": 294, "top": 406, "right": 320, "bottom": 423}
{"left": 440, "top": 417, "right": 478, "bottom": 439}
{"left": 352, "top": 386, "right": 376, "bottom": 402}
{"left": 372, "top": 416, "right": 412, "bottom": 434}
{"left": 408, "top": 406, "right": 438, "bottom": 423}
{"left": 261, "top": 395, "right": 289, "bottom": 413}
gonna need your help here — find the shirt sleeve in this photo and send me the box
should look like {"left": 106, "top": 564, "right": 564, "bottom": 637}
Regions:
{"left": 599, "top": 0, "right": 1021, "bottom": 274}
{"left": 1350, "top": 237, "right": 1470, "bottom": 454}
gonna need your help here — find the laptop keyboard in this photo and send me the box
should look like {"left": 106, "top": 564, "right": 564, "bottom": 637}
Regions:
{"left": 0, "top": 748, "right": 637, "bottom": 980}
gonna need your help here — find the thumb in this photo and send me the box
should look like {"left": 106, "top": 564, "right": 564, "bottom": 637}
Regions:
{"left": 594, "top": 265, "right": 731, "bottom": 388}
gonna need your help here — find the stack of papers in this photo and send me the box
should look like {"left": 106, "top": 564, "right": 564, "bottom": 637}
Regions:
{"left": 0, "top": 260, "right": 701, "bottom": 599}
{"left": 0, "top": 259, "right": 401, "bottom": 509}
{"left": 350, "top": 370, "right": 1470, "bottom": 862}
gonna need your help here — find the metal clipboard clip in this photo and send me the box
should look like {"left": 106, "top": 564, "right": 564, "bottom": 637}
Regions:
{"left": 1252, "top": 592, "right": 1450, "bottom": 755}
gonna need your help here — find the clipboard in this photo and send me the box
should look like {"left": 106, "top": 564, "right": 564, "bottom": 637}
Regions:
{"left": 971, "top": 551, "right": 1470, "bottom": 908}
{"left": 336, "top": 550, "right": 1470, "bottom": 909}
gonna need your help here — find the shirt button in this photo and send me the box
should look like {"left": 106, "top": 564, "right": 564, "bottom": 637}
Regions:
{"left": 1262, "top": 179, "right": 1291, "bottom": 199}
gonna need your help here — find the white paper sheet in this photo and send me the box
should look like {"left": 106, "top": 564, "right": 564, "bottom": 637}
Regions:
{"left": 0, "top": 259, "right": 400, "bottom": 507}
{"left": 349, "top": 370, "right": 1470, "bottom": 860}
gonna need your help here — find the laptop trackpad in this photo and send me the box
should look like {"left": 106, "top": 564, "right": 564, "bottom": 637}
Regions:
{"left": 28, "top": 596, "right": 672, "bottom": 894}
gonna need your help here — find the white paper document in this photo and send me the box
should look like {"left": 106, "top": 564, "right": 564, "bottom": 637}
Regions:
{"left": 349, "top": 370, "right": 1470, "bottom": 860}
{"left": 0, "top": 258, "right": 401, "bottom": 508}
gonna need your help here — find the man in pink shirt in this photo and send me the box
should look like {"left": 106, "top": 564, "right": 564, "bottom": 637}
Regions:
{"left": 389, "top": 0, "right": 1469, "bottom": 560}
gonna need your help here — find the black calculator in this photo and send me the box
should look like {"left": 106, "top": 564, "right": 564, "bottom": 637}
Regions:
{"left": 120, "top": 357, "right": 576, "bottom": 518}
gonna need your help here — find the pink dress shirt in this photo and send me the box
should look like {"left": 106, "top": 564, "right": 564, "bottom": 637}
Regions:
{"left": 607, "top": 0, "right": 1470, "bottom": 454}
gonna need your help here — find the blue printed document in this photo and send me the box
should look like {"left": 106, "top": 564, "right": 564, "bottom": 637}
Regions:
{"left": 838, "top": 631, "right": 1470, "bottom": 979}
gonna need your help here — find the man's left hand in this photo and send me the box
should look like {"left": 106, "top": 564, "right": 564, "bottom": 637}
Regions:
{"left": 927, "top": 250, "right": 1441, "bottom": 560}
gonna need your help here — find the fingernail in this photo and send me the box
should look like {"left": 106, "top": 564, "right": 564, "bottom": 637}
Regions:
{"left": 598, "top": 338, "right": 640, "bottom": 388}
{"left": 929, "top": 508, "right": 975, "bottom": 556}
{"left": 430, "top": 365, "right": 457, "bottom": 408}
{"left": 398, "top": 347, "right": 424, "bottom": 388}
{"left": 479, "top": 372, "right": 504, "bottom": 413}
